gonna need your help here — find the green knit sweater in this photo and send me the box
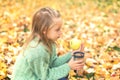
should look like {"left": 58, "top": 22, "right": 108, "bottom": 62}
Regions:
{"left": 12, "top": 39, "right": 72, "bottom": 80}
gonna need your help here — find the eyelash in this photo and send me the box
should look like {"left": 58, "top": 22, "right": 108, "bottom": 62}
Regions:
{"left": 56, "top": 28, "right": 60, "bottom": 31}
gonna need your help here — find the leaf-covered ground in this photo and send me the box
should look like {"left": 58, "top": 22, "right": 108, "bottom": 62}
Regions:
{"left": 0, "top": 0, "right": 120, "bottom": 80}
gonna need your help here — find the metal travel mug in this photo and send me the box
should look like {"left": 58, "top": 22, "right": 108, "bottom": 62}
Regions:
{"left": 73, "top": 51, "right": 84, "bottom": 76}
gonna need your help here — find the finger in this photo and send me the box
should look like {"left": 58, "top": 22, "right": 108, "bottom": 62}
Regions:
{"left": 76, "top": 63, "right": 85, "bottom": 66}
{"left": 79, "top": 63, "right": 85, "bottom": 66}
{"left": 79, "top": 43, "right": 84, "bottom": 52}
{"left": 75, "top": 60, "right": 84, "bottom": 63}
{"left": 76, "top": 67, "right": 84, "bottom": 70}
{"left": 75, "top": 66, "right": 84, "bottom": 70}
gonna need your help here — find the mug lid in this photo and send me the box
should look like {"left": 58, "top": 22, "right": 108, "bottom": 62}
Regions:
{"left": 73, "top": 51, "right": 84, "bottom": 58}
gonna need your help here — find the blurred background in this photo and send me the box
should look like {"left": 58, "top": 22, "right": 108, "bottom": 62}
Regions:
{"left": 0, "top": 0, "right": 120, "bottom": 80}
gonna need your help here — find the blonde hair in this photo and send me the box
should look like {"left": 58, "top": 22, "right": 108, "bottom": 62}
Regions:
{"left": 23, "top": 7, "right": 61, "bottom": 53}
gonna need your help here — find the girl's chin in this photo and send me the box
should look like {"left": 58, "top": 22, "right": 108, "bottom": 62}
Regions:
{"left": 54, "top": 37, "right": 59, "bottom": 41}
{"left": 51, "top": 37, "right": 60, "bottom": 41}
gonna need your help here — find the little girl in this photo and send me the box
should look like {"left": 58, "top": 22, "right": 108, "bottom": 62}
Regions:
{"left": 12, "top": 7, "right": 84, "bottom": 80}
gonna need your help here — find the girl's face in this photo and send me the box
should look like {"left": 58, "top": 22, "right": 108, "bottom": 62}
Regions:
{"left": 47, "top": 18, "right": 62, "bottom": 41}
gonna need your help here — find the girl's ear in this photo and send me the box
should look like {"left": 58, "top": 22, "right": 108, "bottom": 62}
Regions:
{"left": 43, "top": 31, "right": 46, "bottom": 34}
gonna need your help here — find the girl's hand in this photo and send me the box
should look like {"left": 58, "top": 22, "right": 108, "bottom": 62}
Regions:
{"left": 71, "top": 43, "right": 84, "bottom": 55}
{"left": 69, "top": 43, "right": 85, "bottom": 70}
{"left": 68, "top": 57, "right": 84, "bottom": 70}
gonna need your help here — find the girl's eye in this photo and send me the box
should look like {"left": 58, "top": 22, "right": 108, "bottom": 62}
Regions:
{"left": 56, "top": 28, "right": 60, "bottom": 31}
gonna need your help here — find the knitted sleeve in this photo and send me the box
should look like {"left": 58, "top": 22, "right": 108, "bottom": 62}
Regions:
{"left": 52, "top": 52, "right": 72, "bottom": 67}
{"left": 27, "top": 47, "right": 71, "bottom": 80}
{"left": 52, "top": 45, "right": 72, "bottom": 67}
{"left": 47, "top": 63, "right": 70, "bottom": 80}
